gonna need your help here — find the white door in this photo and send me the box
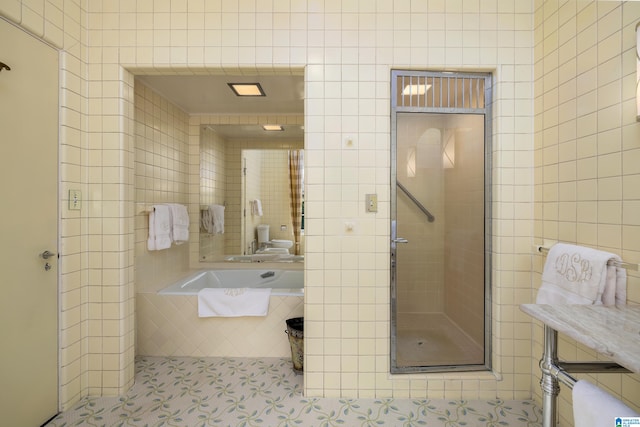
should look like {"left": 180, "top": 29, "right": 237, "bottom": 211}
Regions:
{"left": 0, "top": 19, "right": 59, "bottom": 426}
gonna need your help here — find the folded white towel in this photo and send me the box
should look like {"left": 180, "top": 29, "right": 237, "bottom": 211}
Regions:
{"left": 536, "top": 243, "right": 627, "bottom": 305}
{"left": 252, "top": 199, "right": 263, "bottom": 216}
{"left": 197, "top": 287, "right": 271, "bottom": 317}
{"left": 573, "top": 380, "right": 639, "bottom": 427}
{"left": 147, "top": 204, "right": 172, "bottom": 251}
{"left": 210, "top": 204, "right": 225, "bottom": 234}
{"left": 166, "top": 203, "right": 189, "bottom": 244}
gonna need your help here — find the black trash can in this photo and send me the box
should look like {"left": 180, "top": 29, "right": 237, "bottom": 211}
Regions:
{"left": 285, "top": 317, "right": 303, "bottom": 374}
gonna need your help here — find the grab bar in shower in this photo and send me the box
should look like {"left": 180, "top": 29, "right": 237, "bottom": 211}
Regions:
{"left": 396, "top": 181, "right": 435, "bottom": 222}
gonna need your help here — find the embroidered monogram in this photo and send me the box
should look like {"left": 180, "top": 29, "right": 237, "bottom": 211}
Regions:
{"left": 223, "top": 288, "right": 247, "bottom": 297}
{"left": 554, "top": 252, "right": 593, "bottom": 283}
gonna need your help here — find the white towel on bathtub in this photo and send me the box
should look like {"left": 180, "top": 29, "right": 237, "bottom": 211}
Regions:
{"left": 197, "top": 288, "right": 271, "bottom": 317}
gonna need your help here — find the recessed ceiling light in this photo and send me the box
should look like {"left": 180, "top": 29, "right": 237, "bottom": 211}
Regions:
{"left": 262, "top": 125, "right": 283, "bottom": 131}
{"left": 228, "top": 83, "right": 265, "bottom": 96}
{"left": 402, "top": 84, "right": 432, "bottom": 96}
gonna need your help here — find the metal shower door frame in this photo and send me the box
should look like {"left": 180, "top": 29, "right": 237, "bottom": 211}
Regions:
{"left": 390, "top": 69, "right": 493, "bottom": 374}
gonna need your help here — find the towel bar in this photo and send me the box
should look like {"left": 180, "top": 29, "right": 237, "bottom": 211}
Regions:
{"left": 534, "top": 244, "right": 639, "bottom": 271}
{"left": 137, "top": 203, "right": 189, "bottom": 214}
{"left": 539, "top": 325, "right": 630, "bottom": 427}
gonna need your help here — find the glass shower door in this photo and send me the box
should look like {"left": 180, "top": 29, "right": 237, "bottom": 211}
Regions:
{"left": 391, "top": 71, "right": 491, "bottom": 373}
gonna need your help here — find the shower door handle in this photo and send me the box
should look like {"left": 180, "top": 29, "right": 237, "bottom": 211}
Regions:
{"left": 392, "top": 238, "right": 408, "bottom": 244}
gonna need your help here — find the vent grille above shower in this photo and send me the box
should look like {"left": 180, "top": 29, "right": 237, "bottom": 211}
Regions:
{"left": 395, "top": 73, "right": 487, "bottom": 111}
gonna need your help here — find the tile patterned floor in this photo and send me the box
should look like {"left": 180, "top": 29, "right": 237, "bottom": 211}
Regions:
{"left": 47, "top": 356, "right": 542, "bottom": 426}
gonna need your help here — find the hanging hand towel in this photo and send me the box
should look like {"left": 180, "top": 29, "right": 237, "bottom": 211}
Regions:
{"left": 166, "top": 203, "right": 189, "bottom": 244}
{"left": 252, "top": 199, "right": 263, "bottom": 216}
{"left": 210, "top": 204, "right": 225, "bottom": 234}
{"left": 197, "top": 287, "right": 271, "bottom": 317}
{"left": 572, "top": 380, "right": 639, "bottom": 427}
{"left": 536, "top": 243, "right": 627, "bottom": 305}
{"left": 147, "top": 205, "right": 172, "bottom": 251}
{"left": 200, "top": 207, "right": 213, "bottom": 233}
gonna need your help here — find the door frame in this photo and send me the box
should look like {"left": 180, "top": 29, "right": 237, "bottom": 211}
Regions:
{"left": 390, "top": 69, "right": 493, "bottom": 373}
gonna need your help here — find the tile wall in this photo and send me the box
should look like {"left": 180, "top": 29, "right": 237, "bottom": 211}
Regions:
{"left": 533, "top": 1, "right": 640, "bottom": 423}
{"left": 134, "top": 81, "right": 191, "bottom": 294}
{"left": 136, "top": 294, "right": 304, "bottom": 358}
{"left": 243, "top": 149, "right": 263, "bottom": 254}
{"left": 255, "top": 149, "right": 296, "bottom": 243}
{"left": 199, "top": 126, "right": 227, "bottom": 260}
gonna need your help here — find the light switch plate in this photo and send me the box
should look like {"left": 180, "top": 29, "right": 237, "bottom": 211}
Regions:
{"left": 69, "top": 189, "right": 82, "bottom": 210}
{"left": 365, "top": 193, "right": 378, "bottom": 212}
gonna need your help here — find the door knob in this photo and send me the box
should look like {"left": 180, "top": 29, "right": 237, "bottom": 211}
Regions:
{"left": 40, "top": 250, "right": 57, "bottom": 260}
{"left": 392, "top": 238, "right": 409, "bottom": 244}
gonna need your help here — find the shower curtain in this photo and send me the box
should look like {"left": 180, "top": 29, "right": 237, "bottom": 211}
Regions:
{"left": 288, "top": 150, "right": 303, "bottom": 255}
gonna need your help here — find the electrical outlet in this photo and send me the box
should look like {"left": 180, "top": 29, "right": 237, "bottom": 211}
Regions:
{"left": 69, "top": 189, "right": 82, "bottom": 210}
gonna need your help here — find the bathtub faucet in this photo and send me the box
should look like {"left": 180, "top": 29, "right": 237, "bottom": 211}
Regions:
{"left": 260, "top": 271, "right": 275, "bottom": 279}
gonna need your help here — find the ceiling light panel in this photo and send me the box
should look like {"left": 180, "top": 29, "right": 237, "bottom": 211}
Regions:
{"left": 228, "top": 83, "right": 265, "bottom": 96}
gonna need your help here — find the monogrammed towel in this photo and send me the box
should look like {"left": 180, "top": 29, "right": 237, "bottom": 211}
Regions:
{"left": 536, "top": 243, "right": 626, "bottom": 305}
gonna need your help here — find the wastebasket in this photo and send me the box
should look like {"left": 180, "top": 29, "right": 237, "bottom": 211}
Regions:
{"left": 285, "top": 317, "right": 303, "bottom": 373}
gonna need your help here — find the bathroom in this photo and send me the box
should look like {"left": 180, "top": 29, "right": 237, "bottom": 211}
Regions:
{"left": 1, "top": 1, "right": 639, "bottom": 427}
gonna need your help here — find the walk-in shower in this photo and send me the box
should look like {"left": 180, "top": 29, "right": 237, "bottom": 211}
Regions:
{"left": 391, "top": 70, "right": 492, "bottom": 373}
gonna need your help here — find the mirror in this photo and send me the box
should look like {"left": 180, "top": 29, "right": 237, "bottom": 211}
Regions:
{"left": 199, "top": 124, "right": 304, "bottom": 262}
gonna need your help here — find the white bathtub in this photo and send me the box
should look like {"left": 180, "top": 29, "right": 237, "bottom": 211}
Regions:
{"left": 137, "top": 268, "right": 304, "bottom": 358}
{"left": 158, "top": 269, "right": 303, "bottom": 297}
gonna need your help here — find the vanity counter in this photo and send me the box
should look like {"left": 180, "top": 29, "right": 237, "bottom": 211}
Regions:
{"left": 520, "top": 304, "right": 640, "bottom": 373}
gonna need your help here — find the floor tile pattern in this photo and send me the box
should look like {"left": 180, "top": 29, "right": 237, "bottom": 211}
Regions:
{"left": 47, "top": 356, "right": 542, "bottom": 426}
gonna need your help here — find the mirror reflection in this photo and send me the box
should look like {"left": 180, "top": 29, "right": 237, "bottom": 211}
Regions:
{"left": 199, "top": 125, "right": 304, "bottom": 262}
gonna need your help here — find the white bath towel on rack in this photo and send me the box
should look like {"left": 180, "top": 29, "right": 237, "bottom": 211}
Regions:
{"left": 536, "top": 243, "right": 627, "bottom": 305}
{"left": 210, "top": 204, "right": 225, "bottom": 234}
{"left": 147, "top": 205, "right": 172, "bottom": 251}
{"left": 197, "top": 288, "right": 271, "bottom": 317}
{"left": 572, "top": 380, "right": 639, "bottom": 427}
{"left": 166, "top": 203, "right": 189, "bottom": 244}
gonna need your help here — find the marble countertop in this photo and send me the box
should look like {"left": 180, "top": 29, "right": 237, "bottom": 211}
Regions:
{"left": 520, "top": 304, "right": 640, "bottom": 373}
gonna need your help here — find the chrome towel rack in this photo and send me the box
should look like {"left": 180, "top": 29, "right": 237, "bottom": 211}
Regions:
{"left": 534, "top": 244, "right": 639, "bottom": 271}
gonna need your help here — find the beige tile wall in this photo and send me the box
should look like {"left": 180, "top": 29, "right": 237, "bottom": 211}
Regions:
{"left": 243, "top": 149, "right": 263, "bottom": 253}
{"left": 133, "top": 81, "right": 191, "bottom": 295}
{"left": 534, "top": 0, "right": 640, "bottom": 422}
{"left": 199, "top": 126, "right": 227, "bottom": 260}
{"left": 256, "top": 149, "right": 296, "bottom": 243}
{"left": 1, "top": 0, "right": 550, "bottom": 410}
{"left": 136, "top": 293, "right": 303, "bottom": 358}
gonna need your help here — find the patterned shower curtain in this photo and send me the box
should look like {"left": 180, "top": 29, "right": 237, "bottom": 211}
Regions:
{"left": 288, "top": 150, "right": 303, "bottom": 255}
